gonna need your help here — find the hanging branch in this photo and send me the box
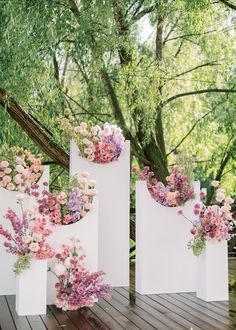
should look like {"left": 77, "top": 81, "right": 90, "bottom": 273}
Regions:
{"left": 0, "top": 88, "right": 69, "bottom": 170}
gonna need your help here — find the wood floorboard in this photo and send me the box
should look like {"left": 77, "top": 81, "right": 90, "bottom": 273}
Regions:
{"left": 88, "top": 303, "right": 124, "bottom": 330}
{"left": 77, "top": 307, "right": 109, "bottom": 330}
{"left": 159, "top": 294, "right": 230, "bottom": 330}
{"left": 47, "top": 305, "right": 78, "bottom": 329}
{"left": 0, "top": 296, "right": 16, "bottom": 330}
{"left": 5, "top": 296, "right": 31, "bottom": 330}
{"left": 122, "top": 287, "right": 202, "bottom": 330}
{"left": 116, "top": 287, "right": 186, "bottom": 330}
{"left": 26, "top": 316, "right": 47, "bottom": 330}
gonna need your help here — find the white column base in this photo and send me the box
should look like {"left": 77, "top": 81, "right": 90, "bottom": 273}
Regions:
{"left": 196, "top": 239, "right": 229, "bottom": 302}
{"left": 16, "top": 259, "right": 47, "bottom": 316}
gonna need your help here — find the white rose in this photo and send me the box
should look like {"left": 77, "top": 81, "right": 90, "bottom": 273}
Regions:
{"left": 54, "top": 263, "right": 66, "bottom": 276}
{"left": 224, "top": 212, "right": 233, "bottom": 221}
{"left": 225, "top": 196, "right": 234, "bottom": 205}
{"left": 211, "top": 180, "right": 220, "bottom": 187}
{"left": 22, "top": 235, "right": 32, "bottom": 244}
{"left": 16, "top": 194, "right": 25, "bottom": 201}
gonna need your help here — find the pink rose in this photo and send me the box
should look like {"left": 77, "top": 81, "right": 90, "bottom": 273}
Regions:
{"left": 29, "top": 242, "right": 40, "bottom": 252}
{"left": 3, "top": 175, "right": 11, "bottom": 183}
{"left": 6, "top": 183, "right": 15, "bottom": 190}
{"left": 0, "top": 161, "right": 9, "bottom": 168}
{"left": 15, "top": 164, "right": 25, "bottom": 173}
{"left": 4, "top": 168, "right": 12, "bottom": 174}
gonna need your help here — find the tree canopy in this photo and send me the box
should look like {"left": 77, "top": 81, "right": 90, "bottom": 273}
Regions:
{"left": 0, "top": 0, "right": 235, "bottom": 196}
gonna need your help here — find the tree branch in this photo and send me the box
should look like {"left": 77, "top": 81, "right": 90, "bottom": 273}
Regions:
{"left": 0, "top": 88, "right": 69, "bottom": 170}
{"left": 132, "top": 4, "right": 157, "bottom": 22}
{"left": 163, "top": 89, "right": 236, "bottom": 107}
{"left": 167, "top": 61, "right": 220, "bottom": 80}
{"left": 219, "top": 0, "right": 236, "bottom": 10}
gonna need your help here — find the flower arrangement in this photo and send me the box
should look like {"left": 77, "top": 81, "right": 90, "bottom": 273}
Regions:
{"left": 51, "top": 239, "right": 111, "bottom": 311}
{"left": 0, "top": 194, "right": 54, "bottom": 274}
{"left": 0, "top": 145, "right": 43, "bottom": 191}
{"left": 60, "top": 120, "right": 125, "bottom": 163}
{"left": 38, "top": 173, "right": 97, "bottom": 225}
{"left": 139, "top": 166, "right": 194, "bottom": 207}
{"left": 178, "top": 181, "right": 235, "bottom": 256}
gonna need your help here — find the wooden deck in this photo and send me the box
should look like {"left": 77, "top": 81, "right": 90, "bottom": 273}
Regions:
{"left": 0, "top": 260, "right": 236, "bottom": 330}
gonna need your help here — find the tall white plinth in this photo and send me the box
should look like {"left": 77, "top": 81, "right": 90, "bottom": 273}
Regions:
{"left": 70, "top": 140, "right": 130, "bottom": 287}
{"left": 16, "top": 259, "right": 47, "bottom": 316}
{"left": 47, "top": 197, "right": 99, "bottom": 304}
{"left": 136, "top": 180, "right": 200, "bottom": 294}
{"left": 196, "top": 239, "right": 228, "bottom": 301}
{"left": 0, "top": 167, "right": 49, "bottom": 295}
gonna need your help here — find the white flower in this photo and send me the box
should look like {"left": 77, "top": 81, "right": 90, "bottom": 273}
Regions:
{"left": 224, "top": 212, "right": 233, "bottom": 221}
{"left": 54, "top": 263, "right": 66, "bottom": 276}
{"left": 33, "top": 233, "right": 43, "bottom": 242}
{"left": 15, "top": 165, "right": 24, "bottom": 173}
{"left": 16, "top": 194, "right": 25, "bottom": 201}
{"left": 221, "top": 205, "right": 231, "bottom": 213}
{"left": 225, "top": 196, "right": 234, "bottom": 205}
{"left": 211, "top": 180, "right": 220, "bottom": 187}
{"left": 216, "top": 188, "right": 225, "bottom": 194}
{"left": 216, "top": 192, "right": 225, "bottom": 203}
{"left": 22, "top": 235, "right": 32, "bottom": 244}
{"left": 88, "top": 180, "right": 96, "bottom": 187}
{"left": 80, "top": 172, "right": 89, "bottom": 178}
{"left": 29, "top": 242, "right": 40, "bottom": 252}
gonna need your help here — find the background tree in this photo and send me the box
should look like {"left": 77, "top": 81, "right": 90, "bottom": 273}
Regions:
{"left": 0, "top": 0, "right": 235, "bottom": 197}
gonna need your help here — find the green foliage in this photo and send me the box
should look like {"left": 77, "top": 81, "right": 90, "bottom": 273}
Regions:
{"left": 0, "top": 0, "right": 235, "bottom": 194}
{"left": 187, "top": 236, "right": 206, "bottom": 257}
{"left": 13, "top": 255, "right": 31, "bottom": 275}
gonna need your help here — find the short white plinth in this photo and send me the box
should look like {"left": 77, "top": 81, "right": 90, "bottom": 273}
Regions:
{"left": 16, "top": 259, "right": 47, "bottom": 316}
{"left": 70, "top": 140, "right": 130, "bottom": 287}
{"left": 196, "top": 239, "right": 228, "bottom": 302}
{"left": 136, "top": 180, "right": 200, "bottom": 295}
{"left": 0, "top": 167, "right": 49, "bottom": 295}
{"left": 47, "top": 197, "right": 99, "bottom": 304}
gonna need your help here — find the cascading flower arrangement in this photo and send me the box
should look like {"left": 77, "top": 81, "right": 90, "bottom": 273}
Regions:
{"left": 139, "top": 166, "right": 194, "bottom": 207}
{"left": 51, "top": 239, "right": 112, "bottom": 311}
{"left": 60, "top": 119, "right": 125, "bottom": 164}
{"left": 0, "top": 145, "right": 43, "bottom": 191}
{"left": 178, "top": 181, "right": 235, "bottom": 256}
{"left": 38, "top": 173, "right": 97, "bottom": 225}
{"left": 0, "top": 193, "right": 54, "bottom": 274}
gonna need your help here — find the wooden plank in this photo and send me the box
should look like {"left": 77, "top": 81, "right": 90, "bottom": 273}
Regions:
{"left": 110, "top": 290, "right": 166, "bottom": 330}
{"left": 89, "top": 303, "right": 124, "bottom": 330}
{"left": 148, "top": 294, "right": 221, "bottom": 330}
{"left": 123, "top": 287, "right": 203, "bottom": 330}
{"left": 48, "top": 305, "right": 78, "bottom": 329}
{"left": 78, "top": 307, "right": 109, "bottom": 330}
{"left": 0, "top": 296, "right": 16, "bottom": 330}
{"left": 159, "top": 294, "right": 230, "bottom": 330}
{"left": 40, "top": 306, "right": 60, "bottom": 330}
{"left": 65, "top": 311, "right": 94, "bottom": 330}
{"left": 116, "top": 288, "right": 186, "bottom": 330}
{"left": 5, "top": 296, "right": 31, "bottom": 330}
{"left": 180, "top": 293, "right": 230, "bottom": 318}
{"left": 97, "top": 298, "right": 139, "bottom": 330}
{"left": 26, "top": 316, "right": 46, "bottom": 330}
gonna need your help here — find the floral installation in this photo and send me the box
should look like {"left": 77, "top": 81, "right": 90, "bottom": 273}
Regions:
{"left": 38, "top": 173, "right": 97, "bottom": 225}
{"left": 178, "top": 181, "right": 235, "bottom": 256}
{"left": 51, "top": 239, "right": 111, "bottom": 311}
{"left": 60, "top": 119, "right": 125, "bottom": 163}
{"left": 139, "top": 166, "right": 194, "bottom": 207}
{"left": 0, "top": 145, "right": 43, "bottom": 191}
{"left": 0, "top": 193, "right": 54, "bottom": 274}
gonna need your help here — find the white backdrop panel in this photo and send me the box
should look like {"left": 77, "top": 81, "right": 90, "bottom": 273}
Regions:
{"left": 136, "top": 180, "right": 200, "bottom": 294}
{"left": 70, "top": 140, "right": 130, "bottom": 287}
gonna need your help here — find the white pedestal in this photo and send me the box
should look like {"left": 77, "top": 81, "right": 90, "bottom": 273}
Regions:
{"left": 0, "top": 167, "right": 49, "bottom": 295}
{"left": 47, "top": 197, "right": 99, "bottom": 304}
{"left": 136, "top": 180, "right": 200, "bottom": 294}
{"left": 196, "top": 239, "right": 228, "bottom": 301}
{"left": 70, "top": 140, "right": 130, "bottom": 287}
{"left": 16, "top": 259, "right": 47, "bottom": 316}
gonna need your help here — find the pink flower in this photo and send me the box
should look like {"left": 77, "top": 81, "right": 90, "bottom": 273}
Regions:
{"left": 15, "top": 165, "right": 24, "bottom": 173}
{"left": 3, "top": 175, "right": 11, "bottom": 183}
{"left": 16, "top": 194, "right": 25, "bottom": 201}
{"left": 190, "top": 228, "right": 196, "bottom": 235}
{"left": 177, "top": 210, "right": 183, "bottom": 215}
{"left": 211, "top": 180, "right": 220, "bottom": 187}
{"left": 7, "top": 183, "right": 15, "bottom": 190}
{"left": 29, "top": 242, "right": 40, "bottom": 252}
{"left": 0, "top": 161, "right": 9, "bottom": 168}
{"left": 4, "top": 168, "right": 12, "bottom": 174}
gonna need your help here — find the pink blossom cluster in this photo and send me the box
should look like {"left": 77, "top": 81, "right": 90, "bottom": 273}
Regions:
{"left": 140, "top": 166, "right": 194, "bottom": 207}
{"left": 52, "top": 239, "right": 111, "bottom": 311}
{"left": 0, "top": 193, "right": 54, "bottom": 273}
{"left": 38, "top": 173, "right": 97, "bottom": 225}
{"left": 178, "top": 181, "right": 235, "bottom": 256}
{"left": 61, "top": 120, "right": 125, "bottom": 164}
{"left": 0, "top": 147, "right": 43, "bottom": 191}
